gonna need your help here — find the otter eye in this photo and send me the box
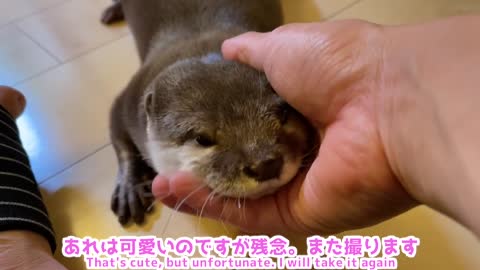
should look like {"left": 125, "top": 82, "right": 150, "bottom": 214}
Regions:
{"left": 195, "top": 135, "right": 216, "bottom": 147}
{"left": 278, "top": 103, "right": 290, "bottom": 125}
{"left": 281, "top": 108, "right": 289, "bottom": 124}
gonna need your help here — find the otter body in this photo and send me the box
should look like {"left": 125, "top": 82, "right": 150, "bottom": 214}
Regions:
{"left": 104, "top": 0, "right": 315, "bottom": 226}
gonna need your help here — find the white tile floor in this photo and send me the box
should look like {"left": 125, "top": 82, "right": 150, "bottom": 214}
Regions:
{"left": 0, "top": 0, "right": 478, "bottom": 269}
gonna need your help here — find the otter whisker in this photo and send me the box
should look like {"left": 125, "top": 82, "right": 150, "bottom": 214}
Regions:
{"left": 199, "top": 188, "right": 217, "bottom": 220}
{"left": 302, "top": 143, "right": 321, "bottom": 158}
{"left": 173, "top": 183, "right": 208, "bottom": 212}
{"left": 237, "top": 197, "right": 241, "bottom": 209}
{"left": 219, "top": 219, "right": 231, "bottom": 235}
{"left": 241, "top": 186, "right": 247, "bottom": 223}
{"left": 219, "top": 196, "right": 228, "bottom": 221}
{"left": 160, "top": 183, "right": 207, "bottom": 236}
{"left": 242, "top": 196, "right": 247, "bottom": 223}
{"left": 146, "top": 200, "right": 157, "bottom": 213}
{"left": 196, "top": 187, "right": 220, "bottom": 233}
{"left": 207, "top": 188, "right": 233, "bottom": 235}
{"left": 299, "top": 149, "right": 320, "bottom": 168}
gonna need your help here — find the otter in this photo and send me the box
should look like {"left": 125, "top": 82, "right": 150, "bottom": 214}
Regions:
{"left": 102, "top": 0, "right": 317, "bottom": 226}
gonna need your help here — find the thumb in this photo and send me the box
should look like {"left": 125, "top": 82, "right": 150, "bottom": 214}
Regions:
{"left": 222, "top": 31, "right": 271, "bottom": 71}
{"left": 222, "top": 23, "right": 341, "bottom": 123}
{"left": 222, "top": 22, "right": 380, "bottom": 125}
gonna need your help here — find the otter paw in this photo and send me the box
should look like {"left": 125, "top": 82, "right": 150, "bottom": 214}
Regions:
{"left": 110, "top": 178, "right": 154, "bottom": 226}
{"left": 101, "top": 2, "right": 124, "bottom": 25}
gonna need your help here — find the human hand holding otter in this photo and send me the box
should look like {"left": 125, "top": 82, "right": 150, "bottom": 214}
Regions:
{"left": 153, "top": 16, "right": 480, "bottom": 237}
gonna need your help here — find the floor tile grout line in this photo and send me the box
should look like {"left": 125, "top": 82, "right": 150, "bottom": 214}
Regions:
{"left": 13, "top": 64, "right": 59, "bottom": 88}
{"left": 0, "top": 0, "right": 74, "bottom": 31}
{"left": 39, "top": 142, "right": 112, "bottom": 185}
{"left": 15, "top": 20, "right": 130, "bottom": 66}
{"left": 325, "top": 0, "right": 365, "bottom": 20}
{"left": 14, "top": 24, "right": 62, "bottom": 64}
{"left": 12, "top": 33, "right": 131, "bottom": 87}
{"left": 60, "top": 31, "right": 131, "bottom": 64}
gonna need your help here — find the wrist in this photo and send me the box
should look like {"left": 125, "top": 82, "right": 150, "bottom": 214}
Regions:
{"left": 378, "top": 18, "right": 480, "bottom": 236}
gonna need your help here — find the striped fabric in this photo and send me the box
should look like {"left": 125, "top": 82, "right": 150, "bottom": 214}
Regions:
{"left": 0, "top": 105, "right": 56, "bottom": 253}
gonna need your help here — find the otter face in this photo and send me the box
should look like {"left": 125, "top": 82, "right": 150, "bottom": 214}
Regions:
{"left": 144, "top": 56, "right": 316, "bottom": 199}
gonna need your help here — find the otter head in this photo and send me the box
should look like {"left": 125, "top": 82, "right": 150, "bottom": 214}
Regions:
{"left": 144, "top": 54, "right": 317, "bottom": 199}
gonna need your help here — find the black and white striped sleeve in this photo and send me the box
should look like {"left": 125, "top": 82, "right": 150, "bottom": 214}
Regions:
{"left": 0, "top": 105, "right": 57, "bottom": 253}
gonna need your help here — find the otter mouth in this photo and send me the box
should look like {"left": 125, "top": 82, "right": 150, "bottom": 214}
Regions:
{"left": 202, "top": 156, "right": 303, "bottom": 199}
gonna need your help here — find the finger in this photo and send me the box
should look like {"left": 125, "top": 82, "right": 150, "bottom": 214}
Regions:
{"left": 222, "top": 31, "right": 271, "bottom": 71}
{"left": 152, "top": 176, "right": 199, "bottom": 215}
{"left": 161, "top": 172, "right": 298, "bottom": 233}
{"left": 305, "top": 122, "right": 370, "bottom": 222}
{"left": 222, "top": 24, "right": 330, "bottom": 122}
{"left": 297, "top": 118, "right": 408, "bottom": 233}
{"left": 152, "top": 175, "right": 171, "bottom": 200}
{"left": 222, "top": 22, "right": 376, "bottom": 125}
{"left": 160, "top": 194, "right": 198, "bottom": 216}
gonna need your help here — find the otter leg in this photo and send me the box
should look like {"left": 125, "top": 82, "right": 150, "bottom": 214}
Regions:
{"left": 101, "top": 0, "right": 124, "bottom": 25}
{"left": 110, "top": 102, "right": 155, "bottom": 226}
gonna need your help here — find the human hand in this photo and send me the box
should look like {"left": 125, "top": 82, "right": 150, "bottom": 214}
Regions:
{"left": 152, "top": 19, "right": 419, "bottom": 236}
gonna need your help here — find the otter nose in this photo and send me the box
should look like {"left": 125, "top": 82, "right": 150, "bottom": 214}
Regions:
{"left": 243, "top": 157, "right": 284, "bottom": 182}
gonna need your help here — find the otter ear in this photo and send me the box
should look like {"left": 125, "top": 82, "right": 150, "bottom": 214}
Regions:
{"left": 144, "top": 91, "right": 155, "bottom": 118}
